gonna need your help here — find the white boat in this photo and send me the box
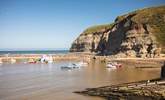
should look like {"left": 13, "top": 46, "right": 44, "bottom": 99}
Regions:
{"left": 61, "top": 63, "right": 80, "bottom": 69}
{"left": 106, "top": 62, "right": 122, "bottom": 69}
{"left": 40, "top": 55, "right": 53, "bottom": 63}
{"left": 41, "top": 55, "right": 47, "bottom": 63}
{"left": 107, "top": 64, "right": 117, "bottom": 69}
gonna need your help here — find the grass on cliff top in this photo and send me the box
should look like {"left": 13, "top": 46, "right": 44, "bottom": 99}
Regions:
{"left": 82, "top": 23, "right": 114, "bottom": 35}
{"left": 116, "top": 5, "right": 165, "bottom": 23}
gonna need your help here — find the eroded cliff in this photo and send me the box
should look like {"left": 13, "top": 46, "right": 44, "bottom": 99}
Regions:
{"left": 70, "top": 6, "right": 165, "bottom": 57}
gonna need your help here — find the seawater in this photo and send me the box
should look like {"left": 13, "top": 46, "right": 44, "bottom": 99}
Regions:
{"left": 0, "top": 50, "right": 69, "bottom": 55}
{"left": 0, "top": 60, "right": 160, "bottom": 100}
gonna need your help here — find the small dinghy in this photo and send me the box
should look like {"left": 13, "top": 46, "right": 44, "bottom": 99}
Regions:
{"left": 107, "top": 62, "right": 122, "bottom": 69}
{"left": 61, "top": 63, "right": 80, "bottom": 70}
{"left": 40, "top": 55, "right": 53, "bottom": 63}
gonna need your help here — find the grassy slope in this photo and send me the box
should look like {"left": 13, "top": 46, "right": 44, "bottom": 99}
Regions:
{"left": 81, "top": 23, "right": 114, "bottom": 35}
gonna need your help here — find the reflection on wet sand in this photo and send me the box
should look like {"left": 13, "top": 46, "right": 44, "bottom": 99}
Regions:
{"left": 0, "top": 60, "right": 160, "bottom": 100}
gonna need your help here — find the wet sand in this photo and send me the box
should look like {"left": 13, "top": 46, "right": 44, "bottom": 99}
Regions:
{"left": 0, "top": 60, "right": 161, "bottom": 100}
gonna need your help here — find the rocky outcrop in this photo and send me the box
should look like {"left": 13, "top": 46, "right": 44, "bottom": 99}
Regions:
{"left": 70, "top": 32, "right": 103, "bottom": 52}
{"left": 70, "top": 6, "right": 165, "bottom": 58}
{"left": 75, "top": 79, "right": 165, "bottom": 100}
{"left": 161, "top": 62, "right": 165, "bottom": 79}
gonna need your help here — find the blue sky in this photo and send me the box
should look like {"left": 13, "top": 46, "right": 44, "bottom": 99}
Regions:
{"left": 0, "top": 0, "right": 164, "bottom": 50}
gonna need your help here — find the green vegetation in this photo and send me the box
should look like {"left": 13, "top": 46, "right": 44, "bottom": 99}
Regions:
{"left": 133, "top": 5, "right": 165, "bottom": 52}
{"left": 82, "top": 23, "right": 114, "bottom": 35}
{"left": 133, "top": 6, "right": 165, "bottom": 47}
{"left": 79, "top": 5, "right": 165, "bottom": 52}
{"left": 119, "top": 5, "right": 165, "bottom": 47}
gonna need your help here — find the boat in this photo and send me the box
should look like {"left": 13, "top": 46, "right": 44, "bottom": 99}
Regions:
{"left": 40, "top": 55, "right": 47, "bottom": 63}
{"left": 61, "top": 63, "right": 80, "bottom": 70}
{"left": 40, "top": 55, "right": 53, "bottom": 63}
{"left": 106, "top": 62, "right": 122, "bottom": 69}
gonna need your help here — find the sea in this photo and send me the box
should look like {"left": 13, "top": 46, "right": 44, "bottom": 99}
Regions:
{"left": 0, "top": 50, "right": 69, "bottom": 55}
{"left": 0, "top": 60, "right": 160, "bottom": 100}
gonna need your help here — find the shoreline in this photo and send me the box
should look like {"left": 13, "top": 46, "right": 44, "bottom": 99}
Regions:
{"left": 74, "top": 78, "right": 165, "bottom": 100}
{"left": 0, "top": 53, "right": 93, "bottom": 62}
{"left": 0, "top": 53, "right": 165, "bottom": 64}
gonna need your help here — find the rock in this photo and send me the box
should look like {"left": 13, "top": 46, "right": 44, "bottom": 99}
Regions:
{"left": 154, "top": 48, "right": 162, "bottom": 57}
{"left": 139, "top": 47, "right": 148, "bottom": 58}
{"left": 70, "top": 32, "right": 103, "bottom": 52}
{"left": 125, "top": 50, "right": 137, "bottom": 57}
{"left": 70, "top": 6, "right": 165, "bottom": 58}
{"left": 75, "top": 80, "right": 165, "bottom": 100}
{"left": 161, "top": 62, "right": 165, "bottom": 79}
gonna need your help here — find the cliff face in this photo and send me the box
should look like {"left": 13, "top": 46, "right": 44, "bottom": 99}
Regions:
{"left": 70, "top": 6, "right": 165, "bottom": 57}
{"left": 70, "top": 24, "right": 113, "bottom": 52}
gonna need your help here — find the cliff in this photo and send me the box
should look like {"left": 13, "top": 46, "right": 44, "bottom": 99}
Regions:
{"left": 70, "top": 6, "right": 165, "bottom": 57}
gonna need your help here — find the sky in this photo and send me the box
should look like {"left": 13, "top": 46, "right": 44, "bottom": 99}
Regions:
{"left": 0, "top": 0, "right": 165, "bottom": 50}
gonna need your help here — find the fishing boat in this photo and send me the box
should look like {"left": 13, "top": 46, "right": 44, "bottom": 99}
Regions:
{"left": 40, "top": 55, "right": 53, "bottom": 63}
{"left": 107, "top": 62, "right": 122, "bottom": 69}
{"left": 61, "top": 63, "right": 80, "bottom": 70}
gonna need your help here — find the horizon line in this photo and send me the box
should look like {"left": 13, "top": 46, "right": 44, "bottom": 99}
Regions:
{"left": 0, "top": 48, "right": 69, "bottom": 51}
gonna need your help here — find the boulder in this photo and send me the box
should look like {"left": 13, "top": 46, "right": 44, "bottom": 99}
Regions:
{"left": 125, "top": 50, "right": 137, "bottom": 57}
{"left": 161, "top": 62, "right": 165, "bottom": 79}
